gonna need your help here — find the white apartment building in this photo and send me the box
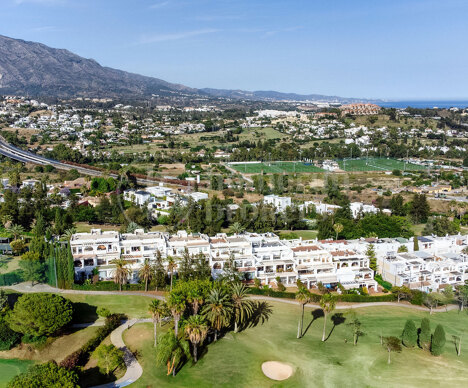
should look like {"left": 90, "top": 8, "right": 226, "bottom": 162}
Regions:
{"left": 70, "top": 229, "right": 377, "bottom": 291}
{"left": 263, "top": 195, "right": 292, "bottom": 212}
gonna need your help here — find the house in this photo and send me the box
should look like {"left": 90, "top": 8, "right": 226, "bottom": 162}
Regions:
{"left": 123, "top": 189, "right": 152, "bottom": 206}
{"left": 263, "top": 195, "right": 292, "bottom": 212}
{"left": 21, "top": 179, "right": 40, "bottom": 189}
{"left": 189, "top": 192, "right": 209, "bottom": 202}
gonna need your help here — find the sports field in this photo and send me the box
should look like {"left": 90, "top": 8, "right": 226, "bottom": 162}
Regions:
{"left": 229, "top": 158, "right": 428, "bottom": 174}
{"left": 230, "top": 162, "right": 324, "bottom": 174}
{"left": 337, "top": 158, "right": 428, "bottom": 172}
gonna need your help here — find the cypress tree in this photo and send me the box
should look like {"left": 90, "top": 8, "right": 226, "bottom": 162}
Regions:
{"left": 419, "top": 318, "right": 431, "bottom": 350}
{"left": 402, "top": 319, "right": 418, "bottom": 348}
{"left": 413, "top": 235, "right": 419, "bottom": 252}
{"left": 431, "top": 324, "right": 446, "bottom": 356}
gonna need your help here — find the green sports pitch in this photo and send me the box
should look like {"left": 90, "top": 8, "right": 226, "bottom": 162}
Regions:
{"left": 337, "top": 157, "right": 427, "bottom": 172}
{"left": 229, "top": 162, "right": 324, "bottom": 173}
{"left": 229, "top": 158, "right": 428, "bottom": 174}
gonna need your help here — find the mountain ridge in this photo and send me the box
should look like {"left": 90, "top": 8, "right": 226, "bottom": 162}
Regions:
{"left": 0, "top": 34, "right": 370, "bottom": 103}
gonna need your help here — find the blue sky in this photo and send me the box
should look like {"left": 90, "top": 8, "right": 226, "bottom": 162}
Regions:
{"left": 1, "top": 0, "right": 468, "bottom": 99}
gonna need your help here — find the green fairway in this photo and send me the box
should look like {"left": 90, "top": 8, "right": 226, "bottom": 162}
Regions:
{"left": 0, "top": 359, "right": 34, "bottom": 388}
{"left": 65, "top": 294, "right": 152, "bottom": 322}
{"left": 337, "top": 157, "right": 428, "bottom": 172}
{"left": 230, "top": 162, "right": 324, "bottom": 174}
{"left": 124, "top": 301, "right": 468, "bottom": 388}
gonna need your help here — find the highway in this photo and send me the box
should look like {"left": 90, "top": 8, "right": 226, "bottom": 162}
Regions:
{"left": 0, "top": 136, "right": 163, "bottom": 186}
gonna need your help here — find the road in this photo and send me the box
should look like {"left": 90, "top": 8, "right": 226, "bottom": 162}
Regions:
{"left": 0, "top": 136, "right": 172, "bottom": 187}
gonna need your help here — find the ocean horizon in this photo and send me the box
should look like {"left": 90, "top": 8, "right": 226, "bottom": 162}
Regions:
{"left": 378, "top": 100, "right": 468, "bottom": 109}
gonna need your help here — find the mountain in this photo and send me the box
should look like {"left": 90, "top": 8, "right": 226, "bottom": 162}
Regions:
{"left": 200, "top": 88, "right": 365, "bottom": 103}
{"left": 0, "top": 34, "right": 368, "bottom": 103}
{"left": 0, "top": 34, "right": 196, "bottom": 99}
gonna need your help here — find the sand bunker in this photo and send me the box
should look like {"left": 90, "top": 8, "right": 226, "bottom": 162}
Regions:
{"left": 261, "top": 361, "right": 294, "bottom": 381}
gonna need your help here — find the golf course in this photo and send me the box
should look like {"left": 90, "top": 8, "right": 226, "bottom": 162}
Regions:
{"left": 1, "top": 294, "right": 468, "bottom": 387}
{"left": 123, "top": 300, "right": 468, "bottom": 387}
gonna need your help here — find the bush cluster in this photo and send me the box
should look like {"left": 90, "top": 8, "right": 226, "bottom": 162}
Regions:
{"left": 60, "top": 314, "right": 125, "bottom": 370}
{"left": 72, "top": 281, "right": 145, "bottom": 291}
{"left": 0, "top": 321, "right": 21, "bottom": 351}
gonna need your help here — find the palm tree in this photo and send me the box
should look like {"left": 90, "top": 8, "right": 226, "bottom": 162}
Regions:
{"left": 187, "top": 288, "right": 204, "bottom": 316}
{"left": 126, "top": 222, "right": 140, "bottom": 233}
{"left": 231, "top": 283, "right": 253, "bottom": 333}
{"left": 320, "top": 293, "right": 336, "bottom": 341}
{"left": 167, "top": 256, "right": 177, "bottom": 292}
{"left": 139, "top": 258, "right": 153, "bottom": 292}
{"left": 149, "top": 300, "right": 167, "bottom": 347}
{"left": 8, "top": 224, "right": 24, "bottom": 240}
{"left": 184, "top": 315, "right": 208, "bottom": 363}
{"left": 1, "top": 214, "right": 13, "bottom": 229}
{"left": 111, "top": 258, "right": 132, "bottom": 291}
{"left": 229, "top": 222, "right": 245, "bottom": 235}
{"left": 295, "top": 286, "right": 311, "bottom": 338}
{"left": 202, "top": 289, "right": 233, "bottom": 341}
{"left": 167, "top": 294, "right": 186, "bottom": 337}
{"left": 333, "top": 223, "right": 343, "bottom": 240}
{"left": 156, "top": 330, "right": 190, "bottom": 376}
{"left": 61, "top": 227, "right": 77, "bottom": 242}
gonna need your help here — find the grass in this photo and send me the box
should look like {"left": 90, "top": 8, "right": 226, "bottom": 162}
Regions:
{"left": 0, "top": 359, "right": 34, "bottom": 388}
{"left": 277, "top": 230, "right": 318, "bottom": 240}
{"left": 337, "top": 158, "right": 427, "bottom": 172}
{"left": 65, "top": 294, "right": 152, "bottom": 322}
{"left": 0, "top": 256, "right": 21, "bottom": 274}
{"left": 123, "top": 301, "right": 468, "bottom": 387}
{"left": 230, "top": 161, "right": 324, "bottom": 174}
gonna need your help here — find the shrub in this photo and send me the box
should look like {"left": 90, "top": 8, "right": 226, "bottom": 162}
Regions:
{"left": 431, "top": 324, "right": 446, "bottom": 356}
{"left": 374, "top": 274, "right": 392, "bottom": 291}
{"left": 60, "top": 314, "right": 124, "bottom": 370}
{"left": 402, "top": 319, "right": 417, "bottom": 348}
{"left": 410, "top": 290, "right": 425, "bottom": 305}
{"left": 8, "top": 293, "right": 73, "bottom": 337}
{"left": 7, "top": 361, "right": 79, "bottom": 388}
{"left": 419, "top": 318, "right": 431, "bottom": 350}
{"left": 0, "top": 321, "right": 21, "bottom": 350}
{"left": 96, "top": 307, "right": 111, "bottom": 318}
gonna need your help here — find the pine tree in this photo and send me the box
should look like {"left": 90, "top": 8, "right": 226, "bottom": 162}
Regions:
{"left": 431, "top": 324, "right": 446, "bottom": 356}
{"left": 402, "top": 319, "right": 417, "bottom": 348}
{"left": 419, "top": 318, "right": 431, "bottom": 350}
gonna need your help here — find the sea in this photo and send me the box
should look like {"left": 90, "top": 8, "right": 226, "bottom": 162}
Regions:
{"left": 378, "top": 100, "right": 468, "bottom": 109}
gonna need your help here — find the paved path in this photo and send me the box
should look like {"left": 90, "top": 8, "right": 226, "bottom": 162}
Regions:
{"left": 249, "top": 295, "right": 459, "bottom": 313}
{"left": 3, "top": 283, "right": 458, "bottom": 314}
{"left": 2, "top": 282, "right": 164, "bottom": 300}
{"left": 92, "top": 318, "right": 152, "bottom": 388}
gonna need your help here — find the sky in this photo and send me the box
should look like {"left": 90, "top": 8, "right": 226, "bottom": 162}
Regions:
{"left": 1, "top": 0, "right": 468, "bottom": 100}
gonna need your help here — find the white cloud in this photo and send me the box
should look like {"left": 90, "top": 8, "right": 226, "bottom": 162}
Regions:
{"left": 14, "top": 0, "right": 66, "bottom": 5}
{"left": 138, "top": 28, "right": 219, "bottom": 44}
{"left": 149, "top": 1, "right": 171, "bottom": 9}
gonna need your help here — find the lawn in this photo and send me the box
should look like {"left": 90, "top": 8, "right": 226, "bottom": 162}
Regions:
{"left": 0, "top": 359, "right": 34, "bottom": 388}
{"left": 123, "top": 301, "right": 468, "bottom": 387}
{"left": 337, "top": 158, "right": 427, "bottom": 172}
{"left": 0, "top": 256, "right": 20, "bottom": 274}
{"left": 277, "top": 230, "right": 318, "bottom": 240}
{"left": 65, "top": 294, "right": 152, "bottom": 322}
{"left": 230, "top": 162, "right": 324, "bottom": 174}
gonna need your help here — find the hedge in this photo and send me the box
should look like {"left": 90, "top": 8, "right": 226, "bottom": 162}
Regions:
{"left": 60, "top": 314, "right": 125, "bottom": 370}
{"left": 375, "top": 274, "right": 392, "bottom": 291}
{"left": 247, "top": 287, "right": 396, "bottom": 303}
{"left": 0, "top": 271, "right": 24, "bottom": 287}
{"left": 72, "top": 281, "right": 145, "bottom": 291}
